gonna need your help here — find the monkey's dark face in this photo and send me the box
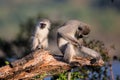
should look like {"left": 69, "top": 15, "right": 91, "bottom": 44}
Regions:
{"left": 39, "top": 23, "right": 46, "bottom": 29}
{"left": 75, "top": 27, "right": 83, "bottom": 39}
{"left": 75, "top": 26, "right": 90, "bottom": 39}
{"left": 81, "top": 25, "right": 90, "bottom": 35}
{"left": 38, "top": 19, "right": 51, "bottom": 30}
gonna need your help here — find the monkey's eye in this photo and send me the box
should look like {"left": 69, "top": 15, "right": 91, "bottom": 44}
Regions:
{"left": 78, "top": 27, "right": 82, "bottom": 31}
{"left": 40, "top": 23, "right": 46, "bottom": 29}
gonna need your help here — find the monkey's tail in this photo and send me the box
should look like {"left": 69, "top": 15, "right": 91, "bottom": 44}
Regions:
{"left": 51, "top": 54, "right": 64, "bottom": 61}
{"left": 52, "top": 54, "right": 63, "bottom": 57}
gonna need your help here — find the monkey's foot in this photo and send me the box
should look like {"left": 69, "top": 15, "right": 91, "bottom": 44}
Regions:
{"left": 72, "top": 56, "right": 104, "bottom": 66}
{"left": 70, "top": 61, "right": 81, "bottom": 67}
{"left": 90, "top": 58, "right": 97, "bottom": 64}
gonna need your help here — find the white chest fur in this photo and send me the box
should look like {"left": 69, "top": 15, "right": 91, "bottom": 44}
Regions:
{"left": 36, "top": 27, "right": 49, "bottom": 42}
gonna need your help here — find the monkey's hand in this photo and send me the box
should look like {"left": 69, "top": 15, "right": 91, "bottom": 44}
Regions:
{"left": 58, "top": 32, "right": 82, "bottom": 48}
{"left": 72, "top": 42, "right": 82, "bottom": 48}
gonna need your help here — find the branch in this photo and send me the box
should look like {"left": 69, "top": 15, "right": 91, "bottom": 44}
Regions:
{"left": 0, "top": 49, "right": 104, "bottom": 79}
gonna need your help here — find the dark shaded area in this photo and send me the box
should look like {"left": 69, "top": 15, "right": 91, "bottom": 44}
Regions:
{"left": 113, "top": 55, "right": 118, "bottom": 60}
{"left": 92, "top": 0, "right": 120, "bottom": 11}
{"left": 0, "top": 57, "right": 6, "bottom": 67}
{"left": 0, "top": 38, "right": 15, "bottom": 57}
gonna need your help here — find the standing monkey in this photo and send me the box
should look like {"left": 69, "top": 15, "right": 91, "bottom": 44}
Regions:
{"left": 31, "top": 19, "right": 51, "bottom": 51}
{"left": 57, "top": 20, "right": 103, "bottom": 64}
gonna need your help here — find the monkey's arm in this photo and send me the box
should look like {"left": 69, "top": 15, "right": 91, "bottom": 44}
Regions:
{"left": 58, "top": 32, "right": 81, "bottom": 48}
{"left": 31, "top": 36, "right": 39, "bottom": 51}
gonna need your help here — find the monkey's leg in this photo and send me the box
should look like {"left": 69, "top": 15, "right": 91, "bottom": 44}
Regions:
{"left": 41, "top": 39, "right": 48, "bottom": 49}
{"left": 64, "top": 43, "right": 76, "bottom": 63}
{"left": 80, "top": 46, "right": 101, "bottom": 59}
{"left": 80, "top": 46, "right": 104, "bottom": 64}
{"left": 31, "top": 37, "right": 39, "bottom": 51}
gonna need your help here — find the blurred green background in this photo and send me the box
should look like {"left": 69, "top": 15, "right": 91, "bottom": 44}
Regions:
{"left": 0, "top": 0, "right": 120, "bottom": 58}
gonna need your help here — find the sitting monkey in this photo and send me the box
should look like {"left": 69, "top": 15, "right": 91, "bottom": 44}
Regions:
{"left": 31, "top": 19, "right": 51, "bottom": 51}
{"left": 57, "top": 20, "right": 103, "bottom": 64}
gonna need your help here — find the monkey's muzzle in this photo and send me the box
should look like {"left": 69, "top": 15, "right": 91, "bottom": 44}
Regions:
{"left": 40, "top": 23, "right": 46, "bottom": 29}
{"left": 78, "top": 34, "right": 83, "bottom": 38}
{"left": 82, "top": 25, "right": 90, "bottom": 35}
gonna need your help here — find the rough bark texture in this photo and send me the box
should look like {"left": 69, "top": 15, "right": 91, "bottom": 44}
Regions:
{"left": 0, "top": 49, "right": 104, "bottom": 79}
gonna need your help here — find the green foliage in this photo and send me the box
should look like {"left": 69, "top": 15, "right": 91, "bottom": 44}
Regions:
{"left": 33, "top": 73, "right": 47, "bottom": 80}
{"left": 71, "top": 72, "right": 85, "bottom": 80}
{"left": 52, "top": 72, "right": 67, "bottom": 80}
{"left": 5, "top": 61, "right": 10, "bottom": 65}
{"left": 56, "top": 72, "right": 67, "bottom": 80}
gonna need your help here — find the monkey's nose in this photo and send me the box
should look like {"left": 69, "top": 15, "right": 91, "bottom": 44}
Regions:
{"left": 40, "top": 23, "right": 46, "bottom": 29}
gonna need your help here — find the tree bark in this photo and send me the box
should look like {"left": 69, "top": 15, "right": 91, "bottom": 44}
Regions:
{"left": 0, "top": 49, "right": 104, "bottom": 79}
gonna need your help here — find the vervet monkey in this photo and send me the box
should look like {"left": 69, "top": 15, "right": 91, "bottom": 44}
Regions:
{"left": 31, "top": 19, "right": 51, "bottom": 51}
{"left": 57, "top": 20, "right": 102, "bottom": 64}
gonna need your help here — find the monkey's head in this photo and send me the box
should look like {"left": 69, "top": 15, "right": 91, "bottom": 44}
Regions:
{"left": 37, "top": 19, "right": 51, "bottom": 30}
{"left": 75, "top": 22, "right": 90, "bottom": 39}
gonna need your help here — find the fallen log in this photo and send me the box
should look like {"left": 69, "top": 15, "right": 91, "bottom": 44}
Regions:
{"left": 0, "top": 49, "right": 104, "bottom": 79}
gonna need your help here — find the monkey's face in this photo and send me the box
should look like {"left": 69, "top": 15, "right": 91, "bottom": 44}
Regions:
{"left": 38, "top": 19, "right": 51, "bottom": 30}
{"left": 75, "top": 24, "right": 90, "bottom": 39}
{"left": 39, "top": 22, "right": 46, "bottom": 29}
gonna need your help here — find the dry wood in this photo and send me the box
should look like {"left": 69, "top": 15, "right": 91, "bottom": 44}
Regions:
{"left": 0, "top": 49, "right": 104, "bottom": 79}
